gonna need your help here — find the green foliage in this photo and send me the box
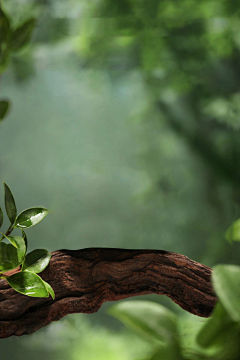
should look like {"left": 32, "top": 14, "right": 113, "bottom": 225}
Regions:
{"left": 212, "top": 264, "right": 240, "bottom": 322}
{"left": 196, "top": 302, "right": 235, "bottom": 348}
{"left": 0, "top": 8, "right": 36, "bottom": 72}
{"left": 110, "top": 298, "right": 240, "bottom": 359}
{"left": 42, "top": 279, "right": 55, "bottom": 300}
{"left": 0, "top": 208, "right": 3, "bottom": 228}
{"left": 7, "top": 272, "right": 49, "bottom": 298}
{"left": 226, "top": 218, "right": 240, "bottom": 243}
{"left": 4, "top": 182, "right": 17, "bottom": 225}
{"left": 0, "top": 242, "right": 24, "bottom": 271}
{"left": 22, "top": 229, "right": 28, "bottom": 252}
{"left": 109, "top": 237, "right": 240, "bottom": 360}
{"left": 109, "top": 301, "right": 183, "bottom": 359}
{"left": 3, "top": 235, "right": 26, "bottom": 263}
{"left": 0, "top": 100, "right": 10, "bottom": 121}
{"left": 15, "top": 207, "right": 49, "bottom": 229}
{"left": 22, "top": 249, "right": 51, "bottom": 273}
{"left": 0, "top": 8, "right": 11, "bottom": 72}
{"left": 108, "top": 301, "right": 179, "bottom": 346}
{"left": 9, "top": 18, "right": 36, "bottom": 51}
{"left": 71, "top": 0, "right": 240, "bottom": 197}
{"left": 0, "top": 183, "right": 54, "bottom": 299}
{"left": 0, "top": 7, "right": 36, "bottom": 123}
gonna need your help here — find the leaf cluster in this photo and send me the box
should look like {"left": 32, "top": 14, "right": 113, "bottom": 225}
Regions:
{"left": 109, "top": 264, "right": 240, "bottom": 360}
{"left": 0, "top": 7, "right": 36, "bottom": 123}
{"left": 109, "top": 221, "right": 240, "bottom": 360}
{"left": 0, "top": 183, "right": 55, "bottom": 299}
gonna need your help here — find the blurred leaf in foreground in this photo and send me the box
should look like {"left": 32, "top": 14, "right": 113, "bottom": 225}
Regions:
{"left": 226, "top": 218, "right": 240, "bottom": 243}
{"left": 108, "top": 300, "right": 179, "bottom": 346}
{"left": 0, "top": 100, "right": 10, "bottom": 121}
{"left": 10, "top": 18, "right": 36, "bottom": 52}
{"left": 212, "top": 265, "right": 240, "bottom": 322}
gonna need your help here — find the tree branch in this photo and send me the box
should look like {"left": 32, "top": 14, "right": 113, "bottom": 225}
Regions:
{"left": 0, "top": 248, "right": 217, "bottom": 338}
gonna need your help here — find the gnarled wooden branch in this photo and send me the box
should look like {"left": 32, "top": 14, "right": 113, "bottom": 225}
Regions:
{"left": 0, "top": 248, "right": 217, "bottom": 338}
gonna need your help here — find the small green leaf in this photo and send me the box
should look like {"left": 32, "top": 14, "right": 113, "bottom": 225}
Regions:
{"left": 0, "top": 208, "right": 3, "bottom": 228}
{"left": 7, "top": 271, "right": 49, "bottom": 297}
{"left": 15, "top": 207, "right": 48, "bottom": 228}
{"left": 212, "top": 265, "right": 240, "bottom": 322}
{"left": 42, "top": 280, "right": 55, "bottom": 300}
{"left": 196, "top": 302, "right": 234, "bottom": 348}
{"left": 3, "top": 235, "right": 26, "bottom": 263}
{"left": 226, "top": 218, "right": 240, "bottom": 243}
{"left": 22, "top": 249, "right": 51, "bottom": 273}
{"left": 108, "top": 300, "right": 178, "bottom": 346}
{"left": 4, "top": 182, "right": 17, "bottom": 225}
{"left": 21, "top": 230, "right": 28, "bottom": 252}
{"left": 0, "top": 242, "right": 23, "bottom": 271}
{"left": 0, "top": 100, "right": 10, "bottom": 121}
{"left": 10, "top": 18, "right": 36, "bottom": 51}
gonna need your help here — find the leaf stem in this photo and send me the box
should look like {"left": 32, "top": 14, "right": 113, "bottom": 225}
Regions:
{"left": 0, "top": 223, "right": 14, "bottom": 242}
{"left": 6, "top": 224, "right": 14, "bottom": 236}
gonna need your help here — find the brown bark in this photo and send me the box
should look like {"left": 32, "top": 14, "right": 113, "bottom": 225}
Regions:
{"left": 0, "top": 248, "right": 217, "bottom": 338}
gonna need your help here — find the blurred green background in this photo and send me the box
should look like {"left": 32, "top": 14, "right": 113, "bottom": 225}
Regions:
{"left": 1, "top": 0, "right": 240, "bottom": 359}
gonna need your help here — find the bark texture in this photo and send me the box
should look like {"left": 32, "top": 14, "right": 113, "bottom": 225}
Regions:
{"left": 0, "top": 248, "right": 217, "bottom": 338}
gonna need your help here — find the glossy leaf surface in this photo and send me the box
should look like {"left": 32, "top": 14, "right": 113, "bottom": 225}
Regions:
{"left": 15, "top": 207, "right": 48, "bottom": 228}
{"left": 212, "top": 265, "right": 240, "bottom": 322}
{"left": 4, "top": 182, "right": 17, "bottom": 225}
{"left": 3, "top": 235, "right": 26, "bottom": 262}
{"left": 7, "top": 271, "right": 49, "bottom": 297}
{"left": 22, "top": 249, "right": 51, "bottom": 273}
{"left": 0, "top": 242, "right": 23, "bottom": 271}
{"left": 108, "top": 300, "right": 178, "bottom": 345}
{"left": 43, "top": 280, "right": 55, "bottom": 300}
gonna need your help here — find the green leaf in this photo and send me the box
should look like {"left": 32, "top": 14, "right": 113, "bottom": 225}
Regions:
{"left": 212, "top": 265, "right": 240, "bottom": 322}
{"left": 196, "top": 302, "right": 234, "bottom": 348}
{"left": 42, "top": 280, "right": 55, "bottom": 300}
{"left": 21, "top": 230, "right": 28, "bottom": 252}
{"left": 7, "top": 271, "right": 49, "bottom": 297}
{"left": 148, "top": 346, "right": 183, "bottom": 360}
{"left": 0, "top": 242, "right": 23, "bottom": 271}
{"left": 108, "top": 300, "right": 178, "bottom": 346}
{"left": 226, "top": 218, "right": 240, "bottom": 243}
{"left": 0, "top": 208, "right": 3, "bottom": 228}
{"left": 3, "top": 235, "right": 26, "bottom": 263}
{"left": 22, "top": 249, "right": 51, "bottom": 273}
{"left": 0, "top": 100, "right": 10, "bottom": 121}
{"left": 0, "top": 48, "right": 10, "bottom": 74}
{"left": 4, "top": 182, "right": 17, "bottom": 225}
{"left": 0, "top": 8, "right": 10, "bottom": 44}
{"left": 15, "top": 207, "right": 49, "bottom": 228}
{"left": 10, "top": 18, "right": 36, "bottom": 51}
